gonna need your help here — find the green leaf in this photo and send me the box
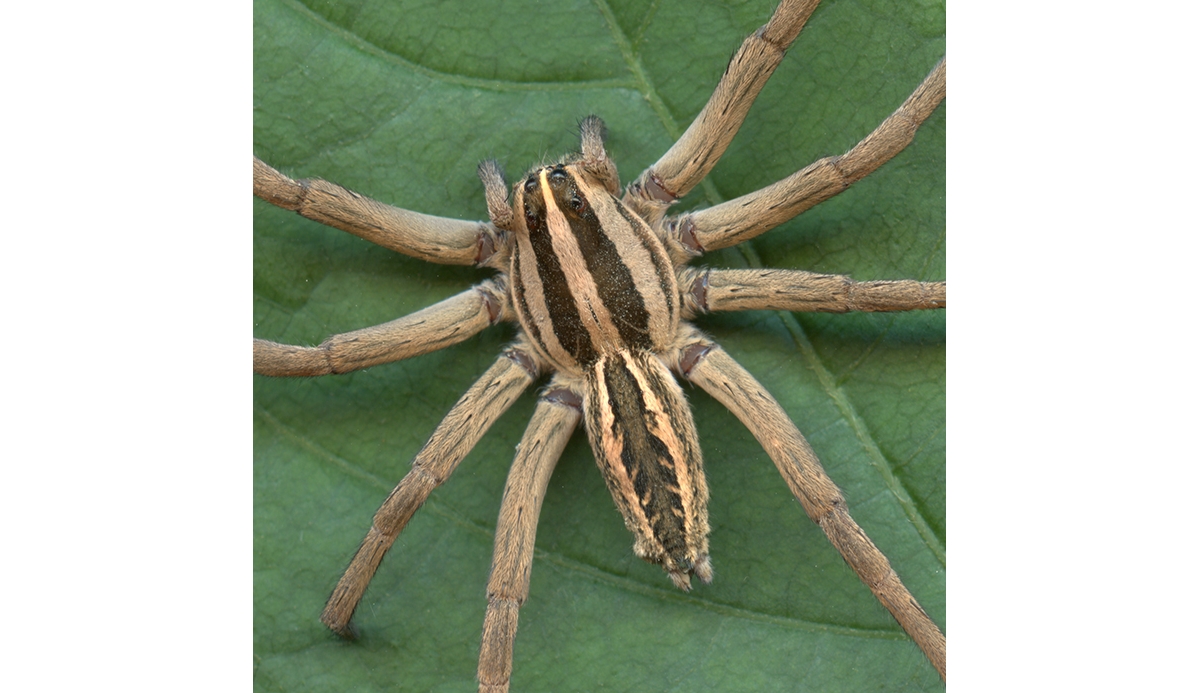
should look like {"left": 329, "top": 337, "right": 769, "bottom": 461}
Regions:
{"left": 254, "top": 0, "right": 945, "bottom": 691}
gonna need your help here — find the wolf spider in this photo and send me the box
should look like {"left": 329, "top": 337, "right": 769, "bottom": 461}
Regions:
{"left": 254, "top": 0, "right": 945, "bottom": 690}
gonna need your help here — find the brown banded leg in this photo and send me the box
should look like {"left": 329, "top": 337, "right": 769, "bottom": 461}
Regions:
{"left": 253, "top": 279, "right": 512, "bottom": 376}
{"left": 675, "top": 331, "right": 946, "bottom": 680}
{"left": 477, "top": 382, "right": 582, "bottom": 693}
{"left": 674, "top": 58, "right": 947, "bottom": 254}
{"left": 254, "top": 156, "right": 500, "bottom": 266}
{"left": 625, "top": 0, "right": 822, "bottom": 207}
{"left": 679, "top": 267, "right": 945, "bottom": 316}
{"left": 320, "top": 343, "right": 543, "bottom": 637}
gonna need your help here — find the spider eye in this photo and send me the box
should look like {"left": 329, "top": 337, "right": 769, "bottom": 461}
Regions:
{"left": 568, "top": 194, "right": 586, "bottom": 212}
{"left": 523, "top": 178, "right": 538, "bottom": 194}
{"left": 549, "top": 169, "right": 567, "bottom": 185}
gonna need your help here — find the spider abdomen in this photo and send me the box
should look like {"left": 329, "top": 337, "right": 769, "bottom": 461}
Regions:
{"left": 511, "top": 163, "right": 679, "bottom": 373}
{"left": 582, "top": 348, "right": 712, "bottom": 590}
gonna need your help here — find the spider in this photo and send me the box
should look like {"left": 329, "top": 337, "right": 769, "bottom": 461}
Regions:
{"left": 255, "top": 1, "right": 945, "bottom": 690}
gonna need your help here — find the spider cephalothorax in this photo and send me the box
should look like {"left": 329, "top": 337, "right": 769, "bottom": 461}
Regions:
{"left": 254, "top": 0, "right": 945, "bottom": 690}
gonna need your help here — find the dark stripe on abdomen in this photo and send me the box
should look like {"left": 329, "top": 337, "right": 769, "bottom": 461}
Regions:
{"left": 601, "top": 355, "right": 689, "bottom": 557}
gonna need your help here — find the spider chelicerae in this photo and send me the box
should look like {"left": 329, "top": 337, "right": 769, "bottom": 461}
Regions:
{"left": 253, "top": 1, "right": 945, "bottom": 690}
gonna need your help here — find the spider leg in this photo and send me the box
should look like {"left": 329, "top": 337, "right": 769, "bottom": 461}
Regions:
{"left": 253, "top": 278, "right": 511, "bottom": 376}
{"left": 478, "top": 382, "right": 582, "bottom": 693}
{"left": 678, "top": 267, "right": 945, "bottom": 316}
{"left": 673, "top": 59, "right": 946, "bottom": 254}
{"left": 254, "top": 157, "right": 503, "bottom": 266}
{"left": 625, "top": 0, "right": 821, "bottom": 207}
{"left": 320, "top": 343, "right": 543, "bottom": 637}
{"left": 675, "top": 330, "right": 946, "bottom": 679}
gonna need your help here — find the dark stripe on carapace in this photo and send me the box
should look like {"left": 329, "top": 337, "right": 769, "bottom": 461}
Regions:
{"left": 601, "top": 354, "right": 689, "bottom": 559}
{"left": 613, "top": 201, "right": 677, "bottom": 327}
{"left": 552, "top": 172, "right": 654, "bottom": 351}
{"left": 523, "top": 184, "right": 599, "bottom": 366}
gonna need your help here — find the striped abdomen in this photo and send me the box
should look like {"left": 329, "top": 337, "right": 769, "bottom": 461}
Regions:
{"left": 584, "top": 349, "right": 711, "bottom": 589}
